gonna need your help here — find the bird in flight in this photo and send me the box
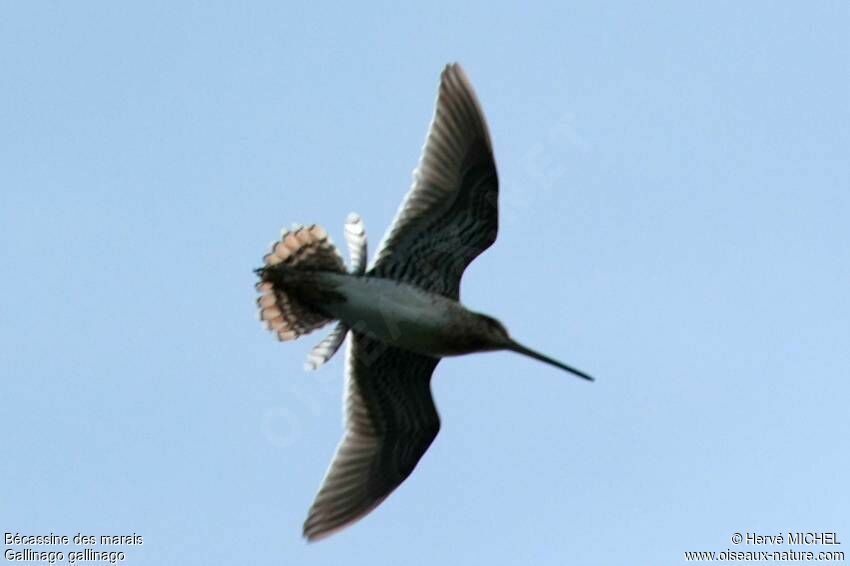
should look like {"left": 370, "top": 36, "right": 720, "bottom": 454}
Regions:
{"left": 256, "top": 63, "right": 593, "bottom": 541}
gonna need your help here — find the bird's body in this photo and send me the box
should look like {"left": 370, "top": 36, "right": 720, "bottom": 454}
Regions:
{"left": 337, "top": 273, "right": 489, "bottom": 356}
{"left": 265, "top": 269, "right": 497, "bottom": 357}
{"left": 256, "top": 63, "right": 593, "bottom": 541}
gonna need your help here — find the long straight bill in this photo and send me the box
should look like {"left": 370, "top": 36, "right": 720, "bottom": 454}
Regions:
{"left": 508, "top": 340, "right": 595, "bottom": 381}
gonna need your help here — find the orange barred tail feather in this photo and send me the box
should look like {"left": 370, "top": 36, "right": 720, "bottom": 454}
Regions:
{"left": 256, "top": 224, "right": 345, "bottom": 341}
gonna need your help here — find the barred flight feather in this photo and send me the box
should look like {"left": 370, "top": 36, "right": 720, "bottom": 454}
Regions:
{"left": 369, "top": 63, "right": 499, "bottom": 300}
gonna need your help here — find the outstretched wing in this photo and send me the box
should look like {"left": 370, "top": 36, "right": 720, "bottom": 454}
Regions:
{"left": 302, "top": 332, "right": 441, "bottom": 541}
{"left": 369, "top": 63, "right": 498, "bottom": 300}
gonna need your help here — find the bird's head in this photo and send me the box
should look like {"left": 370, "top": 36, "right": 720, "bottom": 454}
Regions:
{"left": 474, "top": 313, "right": 512, "bottom": 349}
{"left": 471, "top": 312, "right": 595, "bottom": 382}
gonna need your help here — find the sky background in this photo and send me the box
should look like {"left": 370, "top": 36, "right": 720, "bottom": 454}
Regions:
{"left": 2, "top": 2, "right": 848, "bottom": 565}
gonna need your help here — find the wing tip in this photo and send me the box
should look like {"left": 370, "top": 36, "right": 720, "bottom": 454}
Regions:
{"left": 301, "top": 495, "right": 389, "bottom": 542}
{"left": 440, "top": 62, "right": 493, "bottom": 151}
{"left": 442, "top": 61, "right": 464, "bottom": 76}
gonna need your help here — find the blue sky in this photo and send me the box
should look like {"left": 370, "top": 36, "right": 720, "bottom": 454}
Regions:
{"left": 2, "top": 2, "right": 848, "bottom": 564}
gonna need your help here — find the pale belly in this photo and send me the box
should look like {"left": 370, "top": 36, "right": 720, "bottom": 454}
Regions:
{"left": 315, "top": 273, "right": 470, "bottom": 356}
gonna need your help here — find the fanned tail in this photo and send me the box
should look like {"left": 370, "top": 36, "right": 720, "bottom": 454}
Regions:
{"left": 256, "top": 224, "right": 345, "bottom": 341}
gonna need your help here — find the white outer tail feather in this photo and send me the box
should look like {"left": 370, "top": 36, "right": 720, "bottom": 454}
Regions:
{"left": 304, "top": 321, "right": 348, "bottom": 371}
{"left": 344, "top": 213, "right": 368, "bottom": 275}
